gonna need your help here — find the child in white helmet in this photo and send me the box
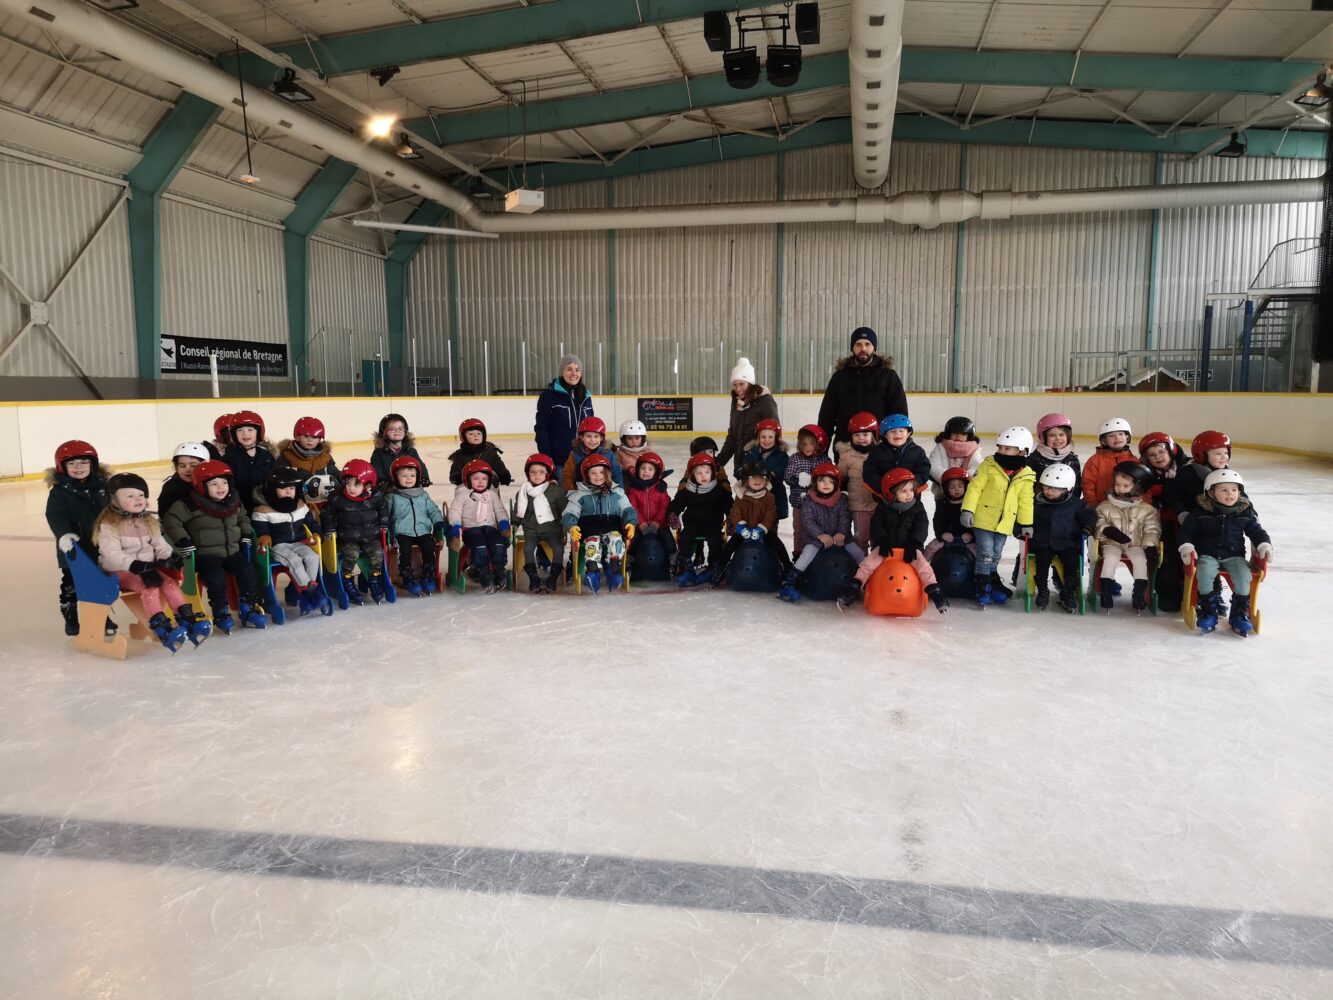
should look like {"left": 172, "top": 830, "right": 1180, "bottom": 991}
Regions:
{"left": 159, "top": 441, "right": 211, "bottom": 513}
{"left": 614, "top": 419, "right": 650, "bottom": 474}
{"left": 1029, "top": 463, "right": 1096, "bottom": 612}
{"left": 960, "top": 427, "right": 1036, "bottom": 606}
{"left": 1177, "top": 469, "right": 1271, "bottom": 636}
{"left": 1082, "top": 417, "right": 1135, "bottom": 506}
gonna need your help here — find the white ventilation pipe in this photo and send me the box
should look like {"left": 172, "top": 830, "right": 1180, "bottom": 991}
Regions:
{"left": 3, "top": 0, "right": 488, "bottom": 228}
{"left": 848, "top": 0, "right": 905, "bottom": 189}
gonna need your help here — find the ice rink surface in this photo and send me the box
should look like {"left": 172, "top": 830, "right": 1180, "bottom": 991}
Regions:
{"left": 1, "top": 437, "right": 1329, "bottom": 999}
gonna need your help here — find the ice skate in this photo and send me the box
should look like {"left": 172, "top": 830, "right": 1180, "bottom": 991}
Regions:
{"left": 174, "top": 605, "right": 210, "bottom": 647}
{"left": 1131, "top": 579, "right": 1148, "bottom": 612}
{"left": 1099, "top": 578, "right": 1115, "bottom": 612}
{"left": 1228, "top": 602, "right": 1253, "bottom": 637}
{"left": 148, "top": 612, "right": 188, "bottom": 653}
{"left": 974, "top": 575, "right": 993, "bottom": 608}
{"left": 776, "top": 569, "right": 803, "bottom": 603}
{"left": 1195, "top": 599, "right": 1218, "bottom": 634}
{"left": 342, "top": 575, "right": 364, "bottom": 606}
{"left": 926, "top": 583, "right": 949, "bottom": 613}
{"left": 211, "top": 606, "right": 235, "bottom": 635}
{"left": 238, "top": 597, "right": 267, "bottom": 629}
{"left": 836, "top": 578, "right": 862, "bottom": 612}
{"left": 988, "top": 571, "right": 1012, "bottom": 605}
{"left": 1034, "top": 586, "right": 1050, "bottom": 610}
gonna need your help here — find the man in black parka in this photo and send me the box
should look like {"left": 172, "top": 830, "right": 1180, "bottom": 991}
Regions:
{"left": 817, "top": 327, "right": 909, "bottom": 445}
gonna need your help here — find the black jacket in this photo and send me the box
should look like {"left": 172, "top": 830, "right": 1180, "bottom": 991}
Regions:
{"left": 45, "top": 471, "right": 107, "bottom": 566}
{"left": 321, "top": 491, "right": 389, "bottom": 545}
{"left": 932, "top": 499, "right": 967, "bottom": 540}
{"left": 1027, "top": 451, "right": 1083, "bottom": 498}
{"left": 669, "top": 483, "right": 733, "bottom": 535}
{"left": 222, "top": 443, "right": 276, "bottom": 511}
{"left": 862, "top": 438, "right": 932, "bottom": 496}
{"left": 158, "top": 475, "right": 193, "bottom": 514}
{"left": 817, "top": 355, "right": 908, "bottom": 443}
{"left": 1033, "top": 494, "right": 1096, "bottom": 552}
{"left": 371, "top": 444, "right": 431, "bottom": 490}
{"left": 869, "top": 499, "right": 928, "bottom": 554}
{"left": 448, "top": 441, "right": 512, "bottom": 486}
{"left": 716, "top": 388, "right": 780, "bottom": 473}
{"left": 1177, "top": 496, "right": 1268, "bottom": 561}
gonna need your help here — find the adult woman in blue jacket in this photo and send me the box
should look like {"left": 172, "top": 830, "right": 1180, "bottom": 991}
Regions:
{"left": 534, "top": 354, "right": 594, "bottom": 473}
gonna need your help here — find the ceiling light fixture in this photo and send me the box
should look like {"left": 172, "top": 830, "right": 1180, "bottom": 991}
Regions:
{"left": 370, "top": 65, "right": 401, "bottom": 87}
{"left": 232, "top": 40, "right": 259, "bottom": 186}
{"left": 723, "top": 46, "right": 761, "bottom": 89}
{"left": 1215, "top": 132, "right": 1248, "bottom": 158}
{"left": 366, "top": 114, "right": 397, "bottom": 139}
{"left": 392, "top": 133, "right": 422, "bottom": 159}
{"left": 272, "top": 68, "right": 315, "bottom": 104}
{"left": 88, "top": 0, "right": 139, "bottom": 10}
{"left": 709, "top": 5, "right": 814, "bottom": 90}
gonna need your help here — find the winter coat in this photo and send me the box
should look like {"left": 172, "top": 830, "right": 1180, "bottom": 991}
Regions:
{"left": 320, "top": 491, "right": 389, "bottom": 545}
{"left": 727, "top": 488, "right": 777, "bottom": 537}
{"left": 740, "top": 440, "right": 790, "bottom": 519}
{"left": 868, "top": 498, "right": 929, "bottom": 554}
{"left": 387, "top": 488, "right": 445, "bottom": 538}
{"left": 447, "top": 484, "right": 507, "bottom": 532}
{"left": 835, "top": 443, "right": 875, "bottom": 513}
{"left": 1027, "top": 446, "right": 1082, "bottom": 495}
{"left": 45, "top": 470, "right": 108, "bottom": 565}
{"left": 222, "top": 442, "right": 277, "bottom": 511}
{"left": 275, "top": 439, "right": 338, "bottom": 479}
{"left": 784, "top": 449, "right": 828, "bottom": 510}
{"left": 962, "top": 457, "right": 1036, "bottom": 535}
{"left": 1177, "top": 495, "right": 1269, "bottom": 562}
{"left": 1143, "top": 448, "right": 1189, "bottom": 518}
{"left": 534, "top": 377, "right": 594, "bottom": 471}
{"left": 251, "top": 503, "right": 319, "bottom": 548}
{"left": 932, "top": 499, "right": 969, "bottom": 542}
{"left": 799, "top": 490, "right": 854, "bottom": 541}
{"left": 716, "top": 385, "right": 779, "bottom": 472}
{"left": 561, "top": 441, "right": 624, "bottom": 491}
{"left": 157, "top": 475, "right": 193, "bottom": 515}
{"left": 668, "top": 481, "right": 733, "bottom": 535}
{"left": 94, "top": 514, "right": 174, "bottom": 573}
{"left": 562, "top": 483, "right": 637, "bottom": 536}
{"left": 1081, "top": 445, "right": 1135, "bottom": 507}
{"left": 1095, "top": 494, "right": 1161, "bottom": 549}
{"left": 1033, "top": 494, "right": 1096, "bottom": 552}
{"left": 1165, "top": 462, "right": 1252, "bottom": 522}
{"left": 371, "top": 431, "right": 431, "bottom": 489}
{"left": 515, "top": 481, "right": 568, "bottom": 534}
{"left": 614, "top": 442, "right": 649, "bottom": 474}
{"left": 929, "top": 439, "right": 982, "bottom": 485}
{"left": 626, "top": 480, "right": 671, "bottom": 528}
{"left": 448, "top": 440, "right": 511, "bottom": 486}
{"left": 862, "top": 436, "right": 932, "bottom": 497}
{"left": 676, "top": 466, "right": 731, "bottom": 494}
{"left": 816, "top": 354, "right": 908, "bottom": 444}
{"left": 162, "top": 493, "right": 254, "bottom": 558}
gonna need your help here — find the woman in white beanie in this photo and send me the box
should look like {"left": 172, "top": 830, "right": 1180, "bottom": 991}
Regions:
{"left": 716, "top": 357, "right": 779, "bottom": 475}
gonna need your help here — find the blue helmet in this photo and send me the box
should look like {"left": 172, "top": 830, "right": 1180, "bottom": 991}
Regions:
{"left": 879, "top": 413, "right": 913, "bottom": 435}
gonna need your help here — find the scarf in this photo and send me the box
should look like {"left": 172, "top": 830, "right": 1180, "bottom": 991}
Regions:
{"left": 395, "top": 486, "right": 423, "bottom": 499}
{"left": 194, "top": 490, "right": 240, "bottom": 519}
{"left": 852, "top": 442, "right": 871, "bottom": 454}
{"left": 471, "top": 489, "right": 494, "bottom": 523}
{"left": 1106, "top": 493, "right": 1142, "bottom": 510}
{"left": 741, "top": 485, "right": 769, "bottom": 501}
{"left": 686, "top": 479, "right": 718, "bottom": 495}
{"left": 889, "top": 498, "right": 917, "bottom": 513}
{"left": 1034, "top": 442, "right": 1073, "bottom": 463}
{"left": 516, "top": 482, "right": 555, "bottom": 524}
{"left": 994, "top": 453, "right": 1027, "bottom": 472}
{"left": 941, "top": 439, "right": 979, "bottom": 464}
{"left": 806, "top": 488, "right": 840, "bottom": 509}
{"left": 386, "top": 441, "right": 403, "bottom": 455}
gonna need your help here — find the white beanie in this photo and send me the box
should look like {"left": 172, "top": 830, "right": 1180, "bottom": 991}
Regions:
{"left": 729, "top": 357, "right": 756, "bottom": 385}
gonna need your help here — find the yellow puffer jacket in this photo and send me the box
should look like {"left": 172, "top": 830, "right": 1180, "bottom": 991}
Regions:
{"left": 1095, "top": 495, "right": 1161, "bottom": 548}
{"left": 962, "top": 456, "right": 1036, "bottom": 534}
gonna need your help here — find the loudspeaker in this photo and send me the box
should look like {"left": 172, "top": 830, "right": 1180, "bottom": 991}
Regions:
{"left": 1313, "top": 1, "right": 1333, "bottom": 11}
{"left": 723, "top": 46, "right": 761, "bottom": 89}
{"left": 704, "top": 10, "right": 732, "bottom": 52}
{"left": 766, "top": 45, "right": 802, "bottom": 87}
{"left": 795, "top": 3, "right": 821, "bottom": 44}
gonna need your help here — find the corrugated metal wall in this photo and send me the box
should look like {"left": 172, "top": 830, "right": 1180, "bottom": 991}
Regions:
{"left": 307, "top": 236, "right": 389, "bottom": 388}
{"left": 406, "top": 236, "right": 452, "bottom": 372}
{"left": 0, "top": 154, "right": 135, "bottom": 379}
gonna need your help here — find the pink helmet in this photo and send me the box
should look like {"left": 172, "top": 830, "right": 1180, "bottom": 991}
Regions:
{"left": 1035, "top": 412, "right": 1072, "bottom": 443}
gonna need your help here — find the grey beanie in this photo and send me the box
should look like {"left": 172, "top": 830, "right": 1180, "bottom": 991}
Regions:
{"left": 559, "top": 354, "right": 583, "bottom": 373}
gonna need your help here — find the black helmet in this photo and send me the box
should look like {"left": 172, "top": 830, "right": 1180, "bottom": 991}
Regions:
{"left": 264, "top": 466, "right": 306, "bottom": 511}
{"left": 737, "top": 462, "right": 770, "bottom": 485}
{"left": 939, "top": 416, "right": 978, "bottom": 443}
{"left": 106, "top": 472, "right": 149, "bottom": 496}
{"left": 689, "top": 435, "right": 720, "bottom": 455}
{"left": 1113, "top": 461, "right": 1154, "bottom": 497}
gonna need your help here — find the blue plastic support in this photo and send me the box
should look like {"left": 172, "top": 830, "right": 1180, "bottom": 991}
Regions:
{"left": 1239, "top": 298, "right": 1256, "bottom": 391}
{"left": 1200, "top": 303, "right": 1215, "bottom": 393}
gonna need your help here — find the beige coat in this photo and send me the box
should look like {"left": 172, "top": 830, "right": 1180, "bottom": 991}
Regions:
{"left": 835, "top": 442, "right": 875, "bottom": 513}
{"left": 1094, "top": 495, "right": 1161, "bottom": 548}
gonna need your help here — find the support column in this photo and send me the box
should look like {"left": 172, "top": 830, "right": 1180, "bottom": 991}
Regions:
{"left": 384, "top": 202, "right": 447, "bottom": 372}
{"left": 773, "top": 151, "right": 785, "bottom": 393}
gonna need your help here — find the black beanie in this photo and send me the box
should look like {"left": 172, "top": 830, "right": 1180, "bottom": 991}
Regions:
{"left": 106, "top": 472, "right": 149, "bottom": 496}
{"left": 850, "top": 327, "right": 878, "bottom": 351}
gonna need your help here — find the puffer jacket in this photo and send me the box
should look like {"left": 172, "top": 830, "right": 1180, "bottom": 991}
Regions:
{"left": 1081, "top": 445, "right": 1135, "bottom": 507}
{"left": 515, "top": 481, "right": 567, "bottom": 533}
{"left": 1033, "top": 493, "right": 1096, "bottom": 551}
{"left": 448, "top": 440, "right": 511, "bottom": 486}
{"left": 534, "top": 377, "right": 594, "bottom": 471}
{"left": 717, "top": 385, "right": 779, "bottom": 472}
{"left": 862, "top": 436, "right": 932, "bottom": 496}
{"left": 448, "top": 484, "right": 507, "bottom": 532}
{"left": 1027, "top": 445, "right": 1082, "bottom": 496}
{"left": 276, "top": 439, "right": 338, "bottom": 479}
{"left": 45, "top": 469, "right": 108, "bottom": 565}
{"left": 251, "top": 503, "right": 319, "bottom": 547}
{"left": 835, "top": 442, "right": 875, "bottom": 513}
{"left": 223, "top": 441, "right": 277, "bottom": 510}
{"left": 626, "top": 480, "right": 671, "bottom": 528}
{"left": 929, "top": 439, "right": 982, "bottom": 485}
{"left": 1166, "top": 462, "right": 1253, "bottom": 522}
{"left": 869, "top": 497, "right": 928, "bottom": 553}
{"left": 371, "top": 431, "right": 431, "bottom": 489}
{"left": 162, "top": 492, "right": 254, "bottom": 558}
{"left": 321, "top": 491, "right": 389, "bottom": 544}
{"left": 799, "top": 489, "right": 853, "bottom": 541}
{"left": 741, "top": 440, "right": 790, "bottom": 519}
{"left": 727, "top": 488, "right": 777, "bottom": 537}
{"left": 94, "top": 514, "right": 174, "bottom": 572}
{"left": 1177, "top": 495, "right": 1269, "bottom": 561}
{"left": 1095, "top": 495, "right": 1161, "bottom": 549}
{"left": 387, "top": 487, "right": 444, "bottom": 538}
{"left": 668, "top": 480, "right": 732, "bottom": 533}
{"left": 562, "top": 441, "right": 624, "bottom": 491}
{"left": 962, "top": 456, "right": 1036, "bottom": 535}
{"left": 816, "top": 354, "right": 908, "bottom": 443}
{"left": 784, "top": 449, "right": 827, "bottom": 510}
{"left": 562, "top": 482, "right": 637, "bottom": 536}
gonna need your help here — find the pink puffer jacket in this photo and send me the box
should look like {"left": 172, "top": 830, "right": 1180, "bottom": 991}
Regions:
{"left": 95, "top": 515, "right": 174, "bottom": 572}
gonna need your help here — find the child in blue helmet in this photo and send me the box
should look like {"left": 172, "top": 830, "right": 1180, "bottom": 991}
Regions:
{"left": 861, "top": 414, "right": 931, "bottom": 500}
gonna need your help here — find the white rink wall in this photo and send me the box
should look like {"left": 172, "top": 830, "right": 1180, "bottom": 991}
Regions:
{"left": 1, "top": 392, "right": 1331, "bottom": 479}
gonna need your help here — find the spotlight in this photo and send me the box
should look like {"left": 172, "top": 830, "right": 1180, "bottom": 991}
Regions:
{"left": 1296, "top": 72, "right": 1333, "bottom": 107}
{"left": 1215, "top": 132, "right": 1247, "bottom": 158}
{"left": 766, "top": 45, "right": 803, "bottom": 87}
{"left": 272, "top": 68, "right": 315, "bottom": 104}
{"left": 795, "top": 3, "right": 820, "bottom": 45}
{"left": 392, "top": 133, "right": 422, "bottom": 159}
{"left": 703, "top": 10, "right": 732, "bottom": 52}
{"left": 239, "top": 173, "right": 260, "bottom": 185}
{"left": 369, "top": 65, "right": 401, "bottom": 87}
{"left": 366, "top": 114, "right": 397, "bottom": 139}
{"left": 723, "top": 47, "right": 761, "bottom": 89}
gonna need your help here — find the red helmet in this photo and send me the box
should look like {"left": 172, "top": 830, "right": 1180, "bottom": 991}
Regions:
{"left": 54, "top": 440, "right": 97, "bottom": 472}
{"left": 577, "top": 416, "right": 606, "bottom": 437}
{"left": 461, "top": 459, "right": 496, "bottom": 488}
{"left": 635, "top": 451, "right": 665, "bottom": 475}
{"left": 191, "top": 459, "right": 234, "bottom": 496}
{"left": 847, "top": 412, "right": 879, "bottom": 436}
{"left": 798, "top": 423, "right": 829, "bottom": 452}
{"left": 1190, "top": 430, "right": 1231, "bottom": 465}
{"left": 1138, "top": 431, "right": 1175, "bottom": 458}
{"left": 293, "top": 416, "right": 325, "bottom": 439}
{"left": 213, "top": 413, "right": 236, "bottom": 441}
{"left": 230, "top": 409, "right": 265, "bottom": 440}
{"left": 389, "top": 455, "right": 423, "bottom": 482}
{"left": 459, "top": 418, "right": 487, "bottom": 441}
{"left": 579, "top": 453, "right": 613, "bottom": 481}
{"left": 811, "top": 462, "right": 842, "bottom": 488}
{"left": 687, "top": 452, "right": 718, "bottom": 473}
{"left": 880, "top": 468, "right": 916, "bottom": 496}
{"left": 756, "top": 418, "right": 782, "bottom": 437}
{"left": 524, "top": 453, "right": 556, "bottom": 478}
{"left": 340, "top": 459, "right": 377, "bottom": 493}
{"left": 940, "top": 467, "right": 971, "bottom": 485}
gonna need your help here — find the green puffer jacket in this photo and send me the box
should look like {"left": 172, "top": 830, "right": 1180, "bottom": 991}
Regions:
{"left": 162, "top": 492, "right": 254, "bottom": 558}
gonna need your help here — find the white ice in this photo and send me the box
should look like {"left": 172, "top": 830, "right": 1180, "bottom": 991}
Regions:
{"left": 0, "top": 437, "right": 1329, "bottom": 999}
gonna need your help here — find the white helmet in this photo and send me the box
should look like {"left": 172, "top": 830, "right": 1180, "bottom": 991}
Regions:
{"left": 994, "top": 426, "right": 1034, "bottom": 454}
{"left": 1098, "top": 417, "right": 1132, "bottom": 438}
{"left": 302, "top": 473, "right": 338, "bottom": 502}
{"left": 1038, "top": 463, "right": 1076, "bottom": 490}
{"left": 1204, "top": 468, "right": 1244, "bottom": 492}
{"left": 619, "top": 419, "right": 647, "bottom": 440}
{"left": 172, "top": 441, "right": 210, "bottom": 462}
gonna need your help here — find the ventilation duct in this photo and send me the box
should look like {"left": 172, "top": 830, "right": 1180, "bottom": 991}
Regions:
{"left": 848, "top": 0, "right": 905, "bottom": 190}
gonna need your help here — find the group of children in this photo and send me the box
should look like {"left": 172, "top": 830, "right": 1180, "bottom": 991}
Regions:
{"left": 45, "top": 407, "right": 1272, "bottom": 652}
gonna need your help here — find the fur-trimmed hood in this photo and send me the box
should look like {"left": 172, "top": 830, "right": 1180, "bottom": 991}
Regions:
{"left": 741, "top": 437, "right": 789, "bottom": 455}
{"left": 1196, "top": 493, "right": 1254, "bottom": 517}
{"left": 833, "top": 353, "right": 894, "bottom": 374}
{"left": 730, "top": 383, "right": 772, "bottom": 407}
{"left": 45, "top": 466, "right": 113, "bottom": 489}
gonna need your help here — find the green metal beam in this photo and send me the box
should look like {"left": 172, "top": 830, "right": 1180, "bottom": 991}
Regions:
{"left": 411, "top": 50, "right": 1322, "bottom": 147}
{"left": 286, "top": 158, "right": 360, "bottom": 237}
{"left": 385, "top": 202, "right": 448, "bottom": 371}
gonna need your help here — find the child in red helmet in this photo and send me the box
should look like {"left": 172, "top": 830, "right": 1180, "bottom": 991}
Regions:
{"left": 448, "top": 460, "right": 511, "bottom": 593}
{"left": 783, "top": 423, "right": 829, "bottom": 553}
{"left": 448, "top": 418, "right": 511, "bottom": 486}
{"left": 836, "top": 412, "right": 879, "bottom": 548}
{"left": 840, "top": 468, "right": 948, "bottom": 613}
{"left": 515, "top": 454, "right": 568, "bottom": 594}
{"left": 625, "top": 452, "right": 676, "bottom": 576}
{"left": 1139, "top": 432, "right": 1189, "bottom": 612}
{"left": 223, "top": 409, "right": 276, "bottom": 512}
{"left": 675, "top": 437, "right": 732, "bottom": 494}
{"left": 1166, "top": 430, "right": 1242, "bottom": 523}
{"left": 208, "top": 413, "right": 235, "bottom": 461}
{"left": 372, "top": 412, "right": 432, "bottom": 489}
{"left": 928, "top": 416, "right": 981, "bottom": 497}
{"left": 561, "top": 417, "right": 622, "bottom": 491}
{"left": 386, "top": 456, "right": 445, "bottom": 597}
{"left": 46, "top": 439, "right": 113, "bottom": 637}
{"left": 922, "top": 467, "right": 976, "bottom": 565}
{"left": 741, "top": 418, "right": 790, "bottom": 522}
{"left": 562, "top": 454, "right": 636, "bottom": 593}
{"left": 277, "top": 416, "right": 339, "bottom": 480}
{"left": 321, "top": 460, "right": 390, "bottom": 604}
{"left": 778, "top": 463, "right": 864, "bottom": 603}
{"left": 1094, "top": 462, "right": 1161, "bottom": 612}
{"left": 669, "top": 452, "right": 733, "bottom": 587}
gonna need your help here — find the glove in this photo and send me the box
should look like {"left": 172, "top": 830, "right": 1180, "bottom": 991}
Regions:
{"left": 1255, "top": 542, "right": 1273, "bottom": 562}
{"left": 960, "top": 511, "right": 974, "bottom": 529}
{"left": 128, "top": 560, "right": 152, "bottom": 574}
{"left": 1178, "top": 543, "right": 1196, "bottom": 563}
{"left": 668, "top": 514, "right": 681, "bottom": 532}
{"left": 901, "top": 545, "right": 918, "bottom": 564}
{"left": 58, "top": 533, "right": 80, "bottom": 554}
{"left": 734, "top": 521, "right": 748, "bottom": 540}
{"left": 164, "top": 552, "right": 185, "bottom": 570}
{"left": 1018, "top": 524, "right": 1033, "bottom": 540}
{"left": 139, "top": 568, "right": 164, "bottom": 587}
{"left": 448, "top": 524, "right": 462, "bottom": 539}
{"left": 750, "top": 525, "right": 766, "bottom": 540}
{"left": 877, "top": 541, "right": 893, "bottom": 557}
{"left": 797, "top": 471, "right": 811, "bottom": 488}
{"left": 1103, "top": 526, "right": 1131, "bottom": 545}
{"left": 433, "top": 522, "right": 446, "bottom": 535}
{"left": 941, "top": 532, "right": 955, "bottom": 543}
{"left": 257, "top": 534, "right": 272, "bottom": 553}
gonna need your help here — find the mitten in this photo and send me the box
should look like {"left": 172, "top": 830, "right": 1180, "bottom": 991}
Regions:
{"left": 1178, "top": 542, "right": 1196, "bottom": 563}
{"left": 797, "top": 471, "right": 811, "bottom": 488}
{"left": 128, "top": 560, "right": 152, "bottom": 574}
{"left": 1018, "top": 524, "right": 1033, "bottom": 540}
{"left": 1255, "top": 542, "right": 1273, "bottom": 561}
{"left": 960, "top": 511, "right": 974, "bottom": 529}
{"left": 1103, "top": 526, "right": 1131, "bottom": 545}
{"left": 750, "top": 525, "right": 766, "bottom": 540}
{"left": 164, "top": 552, "right": 185, "bottom": 570}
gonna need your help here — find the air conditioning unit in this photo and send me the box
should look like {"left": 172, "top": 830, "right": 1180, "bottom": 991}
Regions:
{"left": 504, "top": 188, "right": 545, "bottom": 214}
